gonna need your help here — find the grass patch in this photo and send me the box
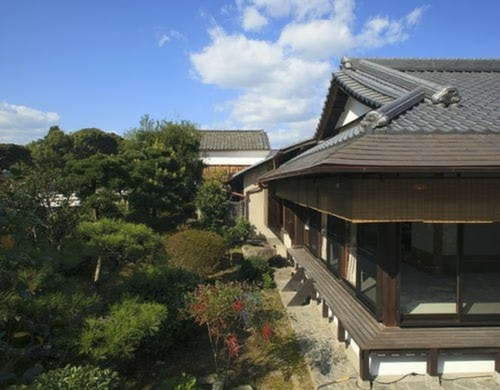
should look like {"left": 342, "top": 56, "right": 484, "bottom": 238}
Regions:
{"left": 226, "top": 289, "right": 313, "bottom": 389}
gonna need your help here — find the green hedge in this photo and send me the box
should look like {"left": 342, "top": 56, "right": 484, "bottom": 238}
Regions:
{"left": 165, "top": 229, "right": 225, "bottom": 278}
{"left": 239, "top": 256, "right": 275, "bottom": 289}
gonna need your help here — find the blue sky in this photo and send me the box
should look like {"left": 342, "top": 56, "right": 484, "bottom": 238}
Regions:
{"left": 1, "top": 0, "right": 499, "bottom": 148}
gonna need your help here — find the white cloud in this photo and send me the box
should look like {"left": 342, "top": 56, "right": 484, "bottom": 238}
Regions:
{"left": 0, "top": 101, "right": 59, "bottom": 144}
{"left": 158, "top": 34, "right": 171, "bottom": 47}
{"left": 231, "top": 93, "right": 316, "bottom": 124}
{"left": 268, "top": 117, "right": 318, "bottom": 146}
{"left": 192, "top": 0, "right": 425, "bottom": 147}
{"left": 355, "top": 12, "right": 420, "bottom": 49}
{"left": 279, "top": 19, "right": 354, "bottom": 60}
{"left": 242, "top": 7, "right": 268, "bottom": 31}
{"left": 240, "top": 0, "right": 334, "bottom": 20}
{"left": 191, "top": 27, "right": 283, "bottom": 88}
{"left": 156, "top": 29, "right": 185, "bottom": 47}
{"left": 406, "top": 6, "right": 426, "bottom": 26}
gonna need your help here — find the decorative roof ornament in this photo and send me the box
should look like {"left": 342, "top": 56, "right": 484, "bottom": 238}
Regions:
{"left": 431, "top": 86, "right": 461, "bottom": 105}
{"left": 340, "top": 57, "right": 353, "bottom": 70}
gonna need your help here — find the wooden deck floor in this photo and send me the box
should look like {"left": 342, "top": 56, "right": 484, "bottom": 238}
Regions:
{"left": 287, "top": 247, "right": 500, "bottom": 351}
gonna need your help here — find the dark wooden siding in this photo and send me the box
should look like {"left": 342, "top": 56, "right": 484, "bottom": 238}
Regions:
{"left": 267, "top": 194, "right": 282, "bottom": 238}
{"left": 271, "top": 177, "right": 500, "bottom": 222}
{"left": 203, "top": 164, "right": 250, "bottom": 176}
{"left": 283, "top": 201, "right": 296, "bottom": 243}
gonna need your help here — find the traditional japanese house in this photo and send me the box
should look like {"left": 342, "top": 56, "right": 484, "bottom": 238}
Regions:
{"left": 258, "top": 58, "right": 500, "bottom": 379}
{"left": 199, "top": 130, "right": 271, "bottom": 176}
{"left": 228, "top": 138, "right": 316, "bottom": 254}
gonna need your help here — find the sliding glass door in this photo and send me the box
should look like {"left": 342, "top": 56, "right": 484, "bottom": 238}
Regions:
{"left": 461, "top": 223, "right": 500, "bottom": 317}
{"left": 400, "top": 222, "right": 500, "bottom": 324}
{"left": 333, "top": 219, "right": 378, "bottom": 312}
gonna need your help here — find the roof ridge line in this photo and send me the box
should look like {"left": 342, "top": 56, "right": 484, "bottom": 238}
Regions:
{"left": 360, "top": 88, "right": 426, "bottom": 131}
{"left": 200, "top": 129, "right": 264, "bottom": 132}
{"left": 343, "top": 68, "right": 406, "bottom": 99}
{"left": 342, "top": 57, "right": 461, "bottom": 105}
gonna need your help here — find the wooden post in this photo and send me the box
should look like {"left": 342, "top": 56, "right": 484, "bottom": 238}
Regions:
{"left": 360, "top": 350, "right": 370, "bottom": 381}
{"left": 378, "top": 223, "right": 400, "bottom": 326}
{"left": 427, "top": 349, "right": 438, "bottom": 376}
{"left": 495, "top": 349, "right": 500, "bottom": 372}
{"left": 322, "top": 300, "right": 329, "bottom": 318}
{"left": 337, "top": 320, "right": 346, "bottom": 342}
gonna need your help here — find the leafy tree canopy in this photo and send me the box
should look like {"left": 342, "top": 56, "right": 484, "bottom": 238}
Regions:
{"left": 77, "top": 218, "right": 165, "bottom": 283}
{"left": 80, "top": 297, "right": 167, "bottom": 362}
{"left": 28, "top": 126, "right": 72, "bottom": 170}
{"left": 69, "top": 128, "right": 122, "bottom": 160}
{"left": 77, "top": 218, "right": 164, "bottom": 265}
{"left": 122, "top": 116, "right": 203, "bottom": 231}
{"left": 0, "top": 144, "right": 31, "bottom": 171}
{"left": 195, "top": 179, "right": 230, "bottom": 232}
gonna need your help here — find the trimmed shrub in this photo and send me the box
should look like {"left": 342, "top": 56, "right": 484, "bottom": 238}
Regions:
{"left": 221, "top": 216, "right": 253, "bottom": 249}
{"left": 165, "top": 229, "right": 225, "bottom": 278}
{"left": 19, "top": 365, "right": 121, "bottom": 389}
{"left": 239, "top": 256, "right": 275, "bottom": 289}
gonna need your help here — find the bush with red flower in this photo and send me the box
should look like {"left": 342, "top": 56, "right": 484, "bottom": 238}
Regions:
{"left": 181, "top": 281, "right": 283, "bottom": 384}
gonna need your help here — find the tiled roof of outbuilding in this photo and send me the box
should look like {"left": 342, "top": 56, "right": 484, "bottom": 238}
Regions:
{"left": 260, "top": 58, "right": 500, "bottom": 182}
{"left": 199, "top": 130, "right": 270, "bottom": 151}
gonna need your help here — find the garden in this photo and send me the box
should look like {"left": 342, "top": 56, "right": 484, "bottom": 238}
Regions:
{"left": 0, "top": 118, "right": 312, "bottom": 389}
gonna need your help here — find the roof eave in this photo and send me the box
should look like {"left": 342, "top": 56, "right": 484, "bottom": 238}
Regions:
{"left": 259, "top": 163, "right": 500, "bottom": 183}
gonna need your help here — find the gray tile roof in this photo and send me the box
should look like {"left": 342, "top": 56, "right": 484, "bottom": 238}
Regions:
{"left": 383, "top": 70, "right": 500, "bottom": 134}
{"left": 199, "top": 130, "right": 270, "bottom": 151}
{"left": 260, "top": 58, "right": 500, "bottom": 181}
{"left": 259, "top": 133, "right": 500, "bottom": 180}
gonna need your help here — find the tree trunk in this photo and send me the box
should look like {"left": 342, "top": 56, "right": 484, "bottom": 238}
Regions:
{"left": 93, "top": 256, "right": 102, "bottom": 284}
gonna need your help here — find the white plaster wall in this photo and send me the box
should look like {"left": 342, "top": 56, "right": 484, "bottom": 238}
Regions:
{"left": 335, "top": 97, "right": 371, "bottom": 128}
{"left": 350, "top": 338, "right": 360, "bottom": 355}
{"left": 321, "top": 236, "right": 328, "bottom": 261}
{"left": 242, "top": 164, "right": 271, "bottom": 236}
{"left": 241, "top": 163, "right": 288, "bottom": 257}
{"left": 202, "top": 150, "right": 269, "bottom": 166}
{"left": 345, "top": 338, "right": 361, "bottom": 375}
{"left": 283, "top": 232, "right": 292, "bottom": 249}
{"left": 370, "top": 354, "right": 427, "bottom": 376}
{"left": 438, "top": 354, "right": 495, "bottom": 374}
{"left": 368, "top": 352, "right": 495, "bottom": 377}
{"left": 320, "top": 213, "right": 328, "bottom": 261}
{"left": 246, "top": 184, "right": 267, "bottom": 233}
